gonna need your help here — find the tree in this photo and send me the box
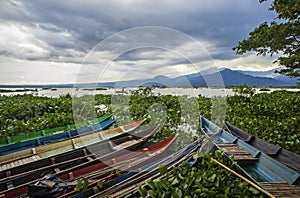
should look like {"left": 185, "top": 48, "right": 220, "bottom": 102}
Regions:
{"left": 233, "top": 0, "right": 300, "bottom": 84}
{"left": 233, "top": 84, "right": 256, "bottom": 98}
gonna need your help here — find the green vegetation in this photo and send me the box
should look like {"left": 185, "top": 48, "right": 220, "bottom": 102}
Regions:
{"left": 138, "top": 149, "right": 265, "bottom": 198}
{"left": 0, "top": 94, "right": 111, "bottom": 136}
{"left": 259, "top": 88, "right": 271, "bottom": 91}
{"left": 233, "top": 0, "right": 300, "bottom": 84}
{"left": 226, "top": 90, "right": 300, "bottom": 154}
{"left": 82, "top": 87, "right": 108, "bottom": 91}
{"left": 0, "top": 87, "right": 299, "bottom": 196}
{"left": 232, "top": 84, "right": 256, "bottom": 98}
{"left": 0, "top": 87, "right": 299, "bottom": 154}
{"left": 0, "top": 89, "right": 36, "bottom": 93}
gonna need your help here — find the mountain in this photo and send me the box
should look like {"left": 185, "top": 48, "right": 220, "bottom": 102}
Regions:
{"left": 1, "top": 68, "right": 297, "bottom": 88}
{"left": 236, "top": 68, "right": 279, "bottom": 78}
{"left": 237, "top": 68, "right": 298, "bottom": 85}
{"left": 105, "top": 68, "right": 296, "bottom": 87}
{"left": 216, "top": 69, "right": 292, "bottom": 87}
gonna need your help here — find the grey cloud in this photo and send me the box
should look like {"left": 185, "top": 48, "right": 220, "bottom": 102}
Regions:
{"left": 0, "top": 0, "right": 278, "bottom": 84}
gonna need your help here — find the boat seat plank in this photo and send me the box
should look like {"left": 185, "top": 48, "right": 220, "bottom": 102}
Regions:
{"left": 217, "top": 143, "right": 259, "bottom": 162}
{"left": 112, "top": 140, "right": 138, "bottom": 150}
{"left": 7, "top": 182, "right": 14, "bottom": 190}
{"left": 217, "top": 143, "right": 237, "bottom": 147}
{"left": 224, "top": 121, "right": 300, "bottom": 173}
{"left": 260, "top": 182, "right": 300, "bottom": 197}
{"left": 233, "top": 156, "right": 259, "bottom": 161}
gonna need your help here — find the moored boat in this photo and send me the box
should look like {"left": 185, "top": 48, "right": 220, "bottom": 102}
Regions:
{"left": 0, "top": 118, "right": 116, "bottom": 156}
{"left": 0, "top": 124, "right": 160, "bottom": 193}
{"left": 223, "top": 120, "right": 300, "bottom": 173}
{"left": 0, "top": 120, "right": 144, "bottom": 170}
{"left": 201, "top": 116, "right": 300, "bottom": 197}
{"left": 1, "top": 134, "right": 177, "bottom": 198}
{"left": 88, "top": 139, "right": 201, "bottom": 198}
{"left": 0, "top": 114, "right": 112, "bottom": 146}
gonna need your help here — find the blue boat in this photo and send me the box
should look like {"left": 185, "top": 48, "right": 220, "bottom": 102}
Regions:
{"left": 224, "top": 121, "right": 300, "bottom": 173}
{"left": 200, "top": 116, "right": 300, "bottom": 197}
{"left": 0, "top": 118, "right": 117, "bottom": 156}
{"left": 0, "top": 120, "right": 144, "bottom": 171}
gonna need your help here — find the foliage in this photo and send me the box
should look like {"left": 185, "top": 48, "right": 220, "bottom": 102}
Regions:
{"left": 232, "top": 84, "right": 256, "bottom": 98}
{"left": 76, "top": 178, "right": 89, "bottom": 192}
{"left": 259, "top": 88, "right": 271, "bottom": 91}
{"left": 139, "top": 149, "right": 265, "bottom": 198}
{"left": 0, "top": 88, "right": 299, "bottom": 196}
{"left": 0, "top": 88, "right": 299, "bottom": 154}
{"left": 0, "top": 89, "right": 36, "bottom": 93}
{"left": 226, "top": 90, "right": 300, "bottom": 154}
{"left": 0, "top": 94, "right": 111, "bottom": 136}
{"left": 233, "top": 0, "right": 300, "bottom": 83}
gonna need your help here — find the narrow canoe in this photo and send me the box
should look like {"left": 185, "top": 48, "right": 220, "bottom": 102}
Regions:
{"left": 0, "top": 124, "right": 160, "bottom": 193}
{"left": 201, "top": 116, "right": 300, "bottom": 197}
{"left": 0, "top": 114, "right": 112, "bottom": 146}
{"left": 224, "top": 121, "right": 300, "bottom": 173}
{"left": 2, "top": 134, "right": 177, "bottom": 198}
{"left": 0, "top": 118, "right": 116, "bottom": 156}
{"left": 0, "top": 120, "right": 144, "bottom": 170}
{"left": 88, "top": 139, "right": 201, "bottom": 198}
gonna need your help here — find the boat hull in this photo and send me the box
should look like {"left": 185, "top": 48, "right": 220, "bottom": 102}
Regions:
{"left": 200, "top": 116, "right": 300, "bottom": 187}
{"left": 224, "top": 121, "right": 300, "bottom": 173}
{"left": 0, "top": 118, "right": 116, "bottom": 156}
{"left": 1, "top": 132, "right": 176, "bottom": 198}
{"left": 0, "top": 120, "right": 144, "bottom": 171}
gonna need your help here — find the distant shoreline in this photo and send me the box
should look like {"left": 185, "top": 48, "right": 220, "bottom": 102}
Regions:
{"left": 0, "top": 87, "right": 299, "bottom": 98}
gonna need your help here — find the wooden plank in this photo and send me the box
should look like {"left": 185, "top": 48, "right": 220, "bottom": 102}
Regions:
{"left": 217, "top": 143, "right": 258, "bottom": 161}
{"left": 260, "top": 182, "right": 300, "bottom": 197}
{"left": 234, "top": 156, "right": 259, "bottom": 161}
{"left": 217, "top": 143, "right": 237, "bottom": 147}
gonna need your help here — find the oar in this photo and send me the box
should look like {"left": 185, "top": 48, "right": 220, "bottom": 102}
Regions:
{"left": 210, "top": 157, "right": 275, "bottom": 198}
{"left": 200, "top": 130, "right": 275, "bottom": 198}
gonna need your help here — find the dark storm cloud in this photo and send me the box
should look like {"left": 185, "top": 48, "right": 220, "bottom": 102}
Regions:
{"left": 0, "top": 0, "right": 278, "bottom": 83}
{"left": 2, "top": 0, "right": 275, "bottom": 59}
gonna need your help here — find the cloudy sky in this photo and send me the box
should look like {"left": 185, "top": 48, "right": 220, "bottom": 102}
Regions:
{"left": 0, "top": 0, "right": 278, "bottom": 84}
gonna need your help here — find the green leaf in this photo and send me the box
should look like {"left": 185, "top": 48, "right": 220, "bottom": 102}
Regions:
{"left": 147, "top": 180, "right": 156, "bottom": 190}
{"left": 172, "top": 188, "right": 182, "bottom": 198}
{"left": 171, "top": 178, "right": 179, "bottom": 185}
{"left": 249, "top": 186, "right": 260, "bottom": 195}
{"left": 97, "top": 181, "right": 103, "bottom": 189}
{"left": 159, "top": 165, "right": 168, "bottom": 175}
{"left": 138, "top": 186, "right": 147, "bottom": 197}
{"left": 208, "top": 174, "right": 216, "bottom": 182}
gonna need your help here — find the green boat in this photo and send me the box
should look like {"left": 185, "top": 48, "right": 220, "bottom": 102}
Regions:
{"left": 0, "top": 117, "right": 116, "bottom": 156}
{"left": 0, "top": 120, "right": 145, "bottom": 171}
{"left": 0, "top": 114, "right": 112, "bottom": 146}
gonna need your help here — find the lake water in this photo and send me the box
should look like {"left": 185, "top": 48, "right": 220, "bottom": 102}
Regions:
{"left": 0, "top": 87, "right": 299, "bottom": 98}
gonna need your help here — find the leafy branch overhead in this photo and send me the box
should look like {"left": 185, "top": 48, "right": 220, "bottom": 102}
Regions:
{"left": 233, "top": 0, "right": 300, "bottom": 82}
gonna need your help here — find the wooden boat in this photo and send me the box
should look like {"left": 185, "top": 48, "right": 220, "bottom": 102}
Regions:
{"left": 0, "top": 124, "right": 160, "bottom": 193}
{"left": 52, "top": 134, "right": 187, "bottom": 198}
{"left": 88, "top": 139, "right": 201, "bottom": 198}
{"left": 0, "top": 118, "right": 116, "bottom": 156}
{"left": 1, "top": 134, "right": 177, "bottom": 198}
{"left": 224, "top": 121, "right": 300, "bottom": 173}
{"left": 201, "top": 116, "right": 300, "bottom": 197}
{"left": 0, "top": 114, "right": 112, "bottom": 146}
{"left": 0, "top": 120, "right": 144, "bottom": 170}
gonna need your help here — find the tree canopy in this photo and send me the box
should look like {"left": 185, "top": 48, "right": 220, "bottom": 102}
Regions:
{"left": 233, "top": 0, "right": 300, "bottom": 84}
